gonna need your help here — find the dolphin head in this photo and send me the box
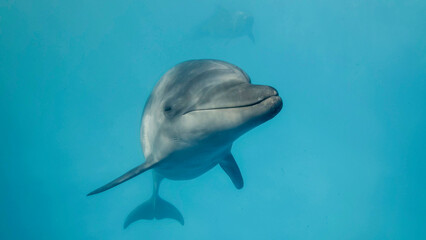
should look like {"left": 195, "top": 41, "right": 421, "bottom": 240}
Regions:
{"left": 141, "top": 60, "right": 282, "bottom": 158}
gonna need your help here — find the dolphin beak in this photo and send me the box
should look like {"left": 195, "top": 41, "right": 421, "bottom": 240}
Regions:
{"left": 183, "top": 84, "right": 278, "bottom": 115}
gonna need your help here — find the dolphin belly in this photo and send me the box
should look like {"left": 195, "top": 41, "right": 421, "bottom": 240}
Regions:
{"left": 154, "top": 155, "right": 220, "bottom": 180}
{"left": 151, "top": 142, "right": 229, "bottom": 180}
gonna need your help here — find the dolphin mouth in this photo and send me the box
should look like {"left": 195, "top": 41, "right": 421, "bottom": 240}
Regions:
{"left": 183, "top": 92, "right": 279, "bottom": 115}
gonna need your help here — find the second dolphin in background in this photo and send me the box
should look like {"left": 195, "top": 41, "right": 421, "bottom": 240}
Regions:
{"left": 193, "top": 7, "right": 255, "bottom": 43}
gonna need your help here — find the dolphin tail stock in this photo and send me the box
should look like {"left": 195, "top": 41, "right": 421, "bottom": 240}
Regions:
{"left": 87, "top": 161, "right": 156, "bottom": 196}
{"left": 124, "top": 172, "right": 184, "bottom": 228}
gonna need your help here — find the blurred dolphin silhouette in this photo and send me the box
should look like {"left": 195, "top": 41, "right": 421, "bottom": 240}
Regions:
{"left": 193, "top": 7, "right": 255, "bottom": 43}
{"left": 87, "top": 59, "right": 282, "bottom": 228}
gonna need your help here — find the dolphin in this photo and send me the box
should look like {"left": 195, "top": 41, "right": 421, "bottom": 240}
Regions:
{"left": 87, "top": 59, "right": 282, "bottom": 228}
{"left": 193, "top": 7, "right": 255, "bottom": 43}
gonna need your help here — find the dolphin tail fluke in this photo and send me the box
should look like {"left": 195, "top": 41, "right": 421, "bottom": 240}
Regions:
{"left": 123, "top": 195, "right": 184, "bottom": 228}
{"left": 123, "top": 172, "right": 184, "bottom": 228}
{"left": 87, "top": 161, "right": 155, "bottom": 196}
{"left": 154, "top": 196, "right": 184, "bottom": 225}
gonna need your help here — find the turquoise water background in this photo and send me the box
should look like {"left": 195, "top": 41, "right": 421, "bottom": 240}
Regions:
{"left": 1, "top": 0, "right": 425, "bottom": 239}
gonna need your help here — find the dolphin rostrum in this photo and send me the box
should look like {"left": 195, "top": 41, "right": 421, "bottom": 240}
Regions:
{"left": 88, "top": 59, "right": 282, "bottom": 228}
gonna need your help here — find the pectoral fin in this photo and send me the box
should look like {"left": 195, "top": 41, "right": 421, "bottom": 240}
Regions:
{"left": 87, "top": 161, "right": 156, "bottom": 196}
{"left": 220, "top": 154, "right": 244, "bottom": 189}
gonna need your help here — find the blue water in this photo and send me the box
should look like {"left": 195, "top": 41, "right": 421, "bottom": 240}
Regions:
{"left": 1, "top": 0, "right": 425, "bottom": 239}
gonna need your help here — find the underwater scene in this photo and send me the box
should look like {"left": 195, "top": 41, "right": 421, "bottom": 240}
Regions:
{"left": 1, "top": 0, "right": 425, "bottom": 239}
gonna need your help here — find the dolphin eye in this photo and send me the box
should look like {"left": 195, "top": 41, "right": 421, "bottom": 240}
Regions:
{"left": 164, "top": 106, "right": 172, "bottom": 112}
{"left": 163, "top": 105, "right": 175, "bottom": 118}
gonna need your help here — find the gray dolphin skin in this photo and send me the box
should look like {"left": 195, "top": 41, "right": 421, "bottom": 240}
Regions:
{"left": 87, "top": 59, "right": 282, "bottom": 228}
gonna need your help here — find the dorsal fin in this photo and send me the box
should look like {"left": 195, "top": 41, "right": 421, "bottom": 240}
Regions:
{"left": 87, "top": 161, "right": 156, "bottom": 196}
{"left": 220, "top": 153, "right": 244, "bottom": 189}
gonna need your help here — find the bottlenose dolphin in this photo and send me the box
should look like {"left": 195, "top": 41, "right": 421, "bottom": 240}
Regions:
{"left": 194, "top": 7, "right": 255, "bottom": 43}
{"left": 88, "top": 59, "right": 282, "bottom": 228}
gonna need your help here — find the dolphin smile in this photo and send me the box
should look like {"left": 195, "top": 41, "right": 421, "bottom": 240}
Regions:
{"left": 183, "top": 92, "right": 280, "bottom": 115}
